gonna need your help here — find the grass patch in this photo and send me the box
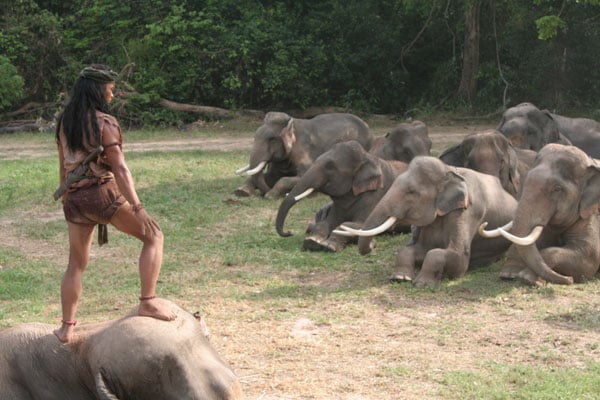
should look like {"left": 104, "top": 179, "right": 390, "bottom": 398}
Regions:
{"left": 2, "top": 124, "right": 600, "bottom": 399}
{"left": 442, "top": 362, "right": 600, "bottom": 400}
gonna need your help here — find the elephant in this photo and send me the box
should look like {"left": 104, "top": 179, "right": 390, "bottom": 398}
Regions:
{"left": 479, "top": 144, "right": 600, "bottom": 286}
{"left": 234, "top": 111, "right": 373, "bottom": 199}
{"left": 369, "top": 120, "right": 432, "bottom": 162}
{"left": 548, "top": 112, "right": 600, "bottom": 158}
{"left": 275, "top": 140, "right": 409, "bottom": 252}
{"left": 335, "top": 156, "right": 517, "bottom": 287}
{"left": 497, "top": 102, "right": 572, "bottom": 151}
{"left": 439, "top": 129, "right": 536, "bottom": 197}
{"left": 0, "top": 298, "right": 243, "bottom": 400}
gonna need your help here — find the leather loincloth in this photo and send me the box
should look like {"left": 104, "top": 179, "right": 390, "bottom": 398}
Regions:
{"left": 62, "top": 178, "right": 125, "bottom": 225}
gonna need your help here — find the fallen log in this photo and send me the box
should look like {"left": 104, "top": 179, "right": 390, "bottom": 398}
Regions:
{"left": 158, "top": 98, "right": 232, "bottom": 118}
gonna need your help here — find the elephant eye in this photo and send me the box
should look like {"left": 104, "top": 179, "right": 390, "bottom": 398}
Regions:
{"left": 551, "top": 184, "right": 563, "bottom": 193}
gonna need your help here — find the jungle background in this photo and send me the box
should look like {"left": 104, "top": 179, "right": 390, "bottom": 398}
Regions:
{"left": 2, "top": 0, "right": 600, "bottom": 129}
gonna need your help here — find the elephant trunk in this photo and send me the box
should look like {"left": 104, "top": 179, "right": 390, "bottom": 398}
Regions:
{"left": 357, "top": 214, "right": 391, "bottom": 255}
{"left": 275, "top": 168, "right": 324, "bottom": 237}
{"left": 501, "top": 186, "right": 574, "bottom": 284}
{"left": 275, "top": 193, "right": 298, "bottom": 237}
{"left": 500, "top": 225, "right": 573, "bottom": 284}
{"left": 251, "top": 171, "right": 271, "bottom": 195}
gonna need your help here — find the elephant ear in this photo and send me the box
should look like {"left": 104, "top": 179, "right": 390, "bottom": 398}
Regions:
{"left": 95, "top": 369, "right": 122, "bottom": 400}
{"left": 579, "top": 163, "right": 600, "bottom": 219}
{"left": 435, "top": 171, "right": 469, "bottom": 216}
{"left": 352, "top": 159, "right": 384, "bottom": 195}
{"left": 280, "top": 118, "right": 296, "bottom": 154}
{"left": 505, "top": 145, "right": 520, "bottom": 194}
{"left": 439, "top": 143, "right": 464, "bottom": 167}
{"left": 541, "top": 110, "right": 572, "bottom": 145}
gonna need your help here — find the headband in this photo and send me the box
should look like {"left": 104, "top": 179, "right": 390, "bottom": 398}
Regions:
{"left": 79, "top": 66, "right": 118, "bottom": 83}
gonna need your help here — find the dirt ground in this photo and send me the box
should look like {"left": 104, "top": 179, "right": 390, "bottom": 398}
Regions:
{"left": 2, "top": 119, "right": 600, "bottom": 400}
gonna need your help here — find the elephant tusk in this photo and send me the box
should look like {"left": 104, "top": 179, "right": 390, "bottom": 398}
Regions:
{"left": 332, "top": 228, "right": 357, "bottom": 237}
{"left": 335, "top": 217, "right": 397, "bottom": 237}
{"left": 497, "top": 225, "right": 543, "bottom": 245}
{"left": 293, "top": 188, "right": 314, "bottom": 201}
{"left": 478, "top": 221, "right": 514, "bottom": 238}
{"left": 245, "top": 161, "right": 267, "bottom": 176}
{"left": 235, "top": 164, "right": 250, "bottom": 175}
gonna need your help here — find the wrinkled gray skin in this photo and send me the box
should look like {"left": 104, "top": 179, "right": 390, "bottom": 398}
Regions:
{"left": 356, "top": 157, "right": 517, "bottom": 287}
{"left": 369, "top": 120, "right": 432, "bottom": 162}
{"left": 235, "top": 112, "right": 373, "bottom": 199}
{"left": 549, "top": 113, "right": 600, "bottom": 158}
{"left": 494, "top": 144, "right": 600, "bottom": 285}
{"left": 497, "top": 102, "right": 572, "bottom": 150}
{"left": 275, "top": 141, "right": 408, "bottom": 252}
{"left": 439, "top": 130, "right": 536, "bottom": 197}
{"left": 0, "top": 299, "right": 242, "bottom": 400}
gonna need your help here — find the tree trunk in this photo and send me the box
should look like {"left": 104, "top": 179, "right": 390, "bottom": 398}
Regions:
{"left": 457, "top": 0, "right": 481, "bottom": 104}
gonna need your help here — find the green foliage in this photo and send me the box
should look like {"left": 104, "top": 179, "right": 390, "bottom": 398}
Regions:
{"left": 535, "top": 15, "right": 567, "bottom": 40}
{"left": 0, "top": 56, "right": 24, "bottom": 110}
{"left": 1, "top": 0, "right": 600, "bottom": 121}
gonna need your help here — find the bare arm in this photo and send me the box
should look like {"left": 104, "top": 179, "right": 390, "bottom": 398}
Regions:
{"left": 102, "top": 122, "right": 160, "bottom": 236}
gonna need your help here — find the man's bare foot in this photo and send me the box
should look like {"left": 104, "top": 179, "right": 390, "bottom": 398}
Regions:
{"left": 138, "top": 296, "right": 177, "bottom": 321}
{"left": 53, "top": 320, "right": 77, "bottom": 343}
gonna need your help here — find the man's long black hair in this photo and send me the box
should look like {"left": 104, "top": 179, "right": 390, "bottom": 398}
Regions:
{"left": 55, "top": 65, "right": 112, "bottom": 151}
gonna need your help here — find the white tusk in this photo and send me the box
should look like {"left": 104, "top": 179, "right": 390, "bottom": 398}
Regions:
{"left": 478, "top": 221, "right": 514, "bottom": 238}
{"left": 332, "top": 229, "right": 357, "bottom": 237}
{"left": 245, "top": 161, "right": 267, "bottom": 176}
{"left": 235, "top": 164, "right": 250, "bottom": 175}
{"left": 293, "top": 188, "right": 314, "bottom": 201}
{"left": 335, "top": 217, "right": 397, "bottom": 237}
{"left": 497, "top": 225, "right": 543, "bottom": 245}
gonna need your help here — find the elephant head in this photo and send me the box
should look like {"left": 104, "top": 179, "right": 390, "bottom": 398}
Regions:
{"left": 439, "top": 130, "right": 536, "bottom": 197}
{"left": 497, "top": 102, "right": 572, "bottom": 151}
{"left": 369, "top": 120, "right": 431, "bottom": 162}
{"left": 276, "top": 141, "right": 390, "bottom": 237}
{"left": 480, "top": 144, "right": 600, "bottom": 284}
{"left": 352, "top": 157, "right": 469, "bottom": 255}
{"left": 235, "top": 112, "right": 295, "bottom": 193}
{"left": 235, "top": 112, "right": 373, "bottom": 198}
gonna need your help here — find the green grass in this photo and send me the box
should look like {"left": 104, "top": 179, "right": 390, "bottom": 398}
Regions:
{"left": 1, "top": 127, "right": 600, "bottom": 398}
{"left": 441, "top": 362, "right": 600, "bottom": 400}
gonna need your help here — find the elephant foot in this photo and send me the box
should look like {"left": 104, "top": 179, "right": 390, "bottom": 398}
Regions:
{"left": 264, "top": 188, "right": 286, "bottom": 200}
{"left": 413, "top": 269, "right": 442, "bottom": 288}
{"left": 389, "top": 268, "right": 415, "bottom": 283}
{"left": 303, "top": 236, "right": 343, "bottom": 252}
{"left": 516, "top": 268, "right": 547, "bottom": 287}
{"left": 499, "top": 264, "right": 523, "bottom": 280}
{"left": 234, "top": 185, "right": 254, "bottom": 197}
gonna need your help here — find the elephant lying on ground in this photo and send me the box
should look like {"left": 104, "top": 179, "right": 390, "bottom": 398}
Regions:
{"left": 497, "top": 102, "right": 572, "bottom": 150}
{"left": 439, "top": 130, "right": 536, "bottom": 197}
{"left": 369, "top": 120, "right": 431, "bottom": 162}
{"left": 235, "top": 112, "right": 373, "bottom": 199}
{"left": 275, "top": 141, "right": 409, "bottom": 252}
{"left": 0, "top": 298, "right": 242, "bottom": 400}
{"left": 480, "top": 144, "right": 600, "bottom": 285}
{"left": 335, "top": 156, "right": 517, "bottom": 287}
